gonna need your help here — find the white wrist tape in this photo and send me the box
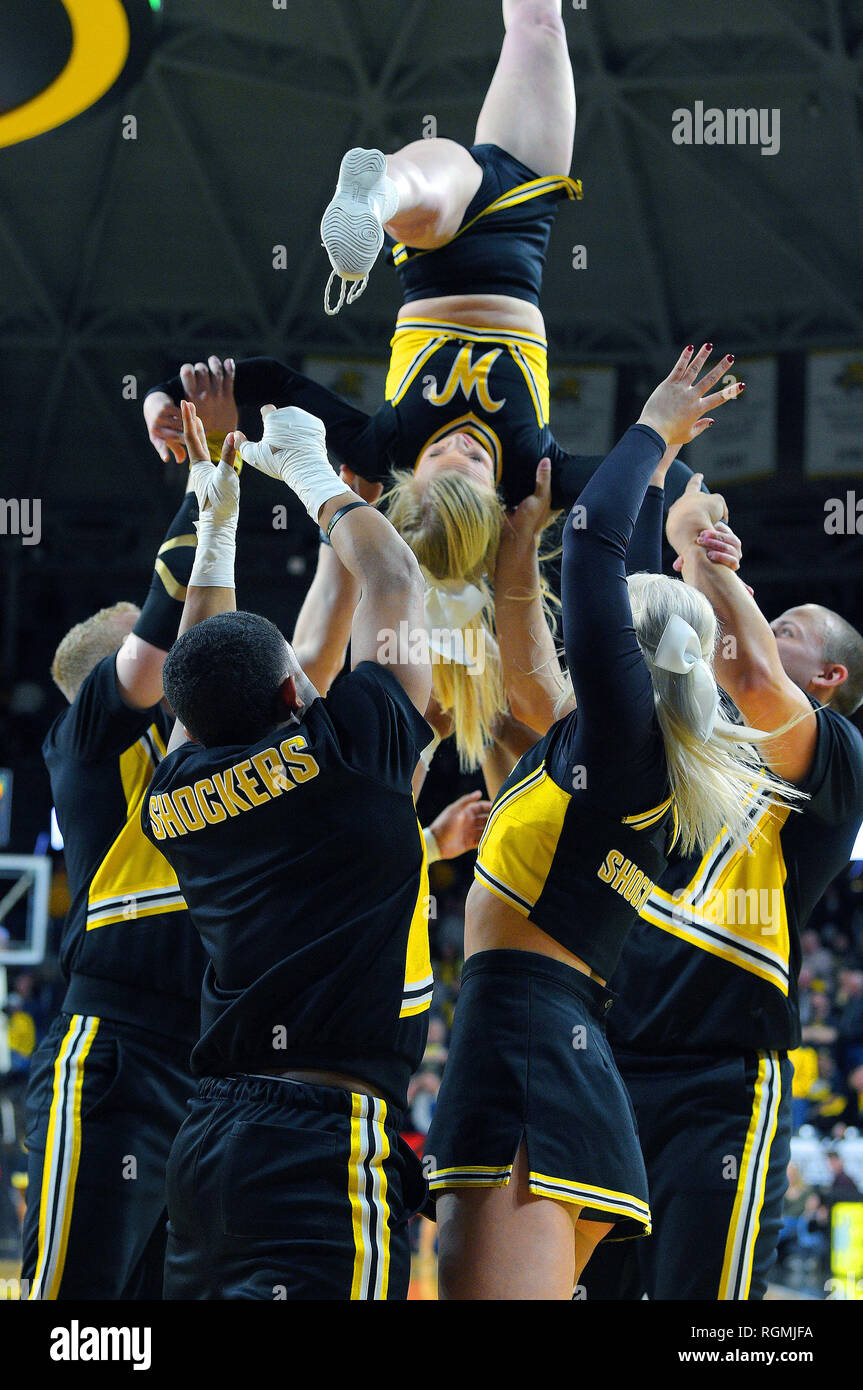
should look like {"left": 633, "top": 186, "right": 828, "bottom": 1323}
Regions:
{"left": 423, "top": 825, "right": 442, "bottom": 865}
{"left": 189, "top": 515, "right": 236, "bottom": 589}
{"left": 238, "top": 406, "right": 346, "bottom": 522}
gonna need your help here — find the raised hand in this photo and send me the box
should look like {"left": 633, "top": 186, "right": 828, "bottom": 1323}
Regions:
{"left": 694, "top": 521, "right": 743, "bottom": 570}
{"left": 144, "top": 392, "right": 185, "bottom": 464}
{"left": 238, "top": 404, "right": 329, "bottom": 483}
{"left": 500, "top": 457, "right": 553, "bottom": 552}
{"left": 181, "top": 400, "right": 241, "bottom": 525}
{"left": 144, "top": 357, "right": 238, "bottom": 464}
{"left": 668, "top": 475, "right": 755, "bottom": 594}
{"left": 179, "top": 357, "right": 238, "bottom": 439}
{"left": 666, "top": 472, "right": 726, "bottom": 557}
{"left": 428, "top": 789, "right": 492, "bottom": 859}
{"left": 638, "top": 344, "right": 743, "bottom": 449}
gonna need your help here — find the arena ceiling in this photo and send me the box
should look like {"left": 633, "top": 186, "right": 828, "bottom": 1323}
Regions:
{"left": 0, "top": 0, "right": 861, "bottom": 635}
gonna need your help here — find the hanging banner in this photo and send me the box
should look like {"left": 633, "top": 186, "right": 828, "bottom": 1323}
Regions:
{"left": 805, "top": 351, "right": 863, "bottom": 477}
{"left": 548, "top": 365, "right": 617, "bottom": 456}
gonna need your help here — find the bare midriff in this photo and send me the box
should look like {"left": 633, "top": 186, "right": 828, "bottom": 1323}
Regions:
{"left": 253, "top": 1068, "right": 382, "bottom": 1099}
{"left": 396, "top": 293, "right": 546, "bottom": 339}
{"left": 464, "top": 879, "right": 607, "bottom": 985}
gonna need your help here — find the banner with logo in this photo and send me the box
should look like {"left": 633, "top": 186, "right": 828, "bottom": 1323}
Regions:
{"left": 805, "top": 351, "right": 863, "bottom": 476}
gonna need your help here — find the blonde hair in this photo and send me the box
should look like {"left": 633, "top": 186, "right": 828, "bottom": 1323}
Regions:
{"left": 626, "top": 574, "right": 807, "bottom": 856}
{"left": 385, "top": 469, "right": 505, "bottom": 769}
{"left": 51, "top": 602, "right": 140, "bottom": 703}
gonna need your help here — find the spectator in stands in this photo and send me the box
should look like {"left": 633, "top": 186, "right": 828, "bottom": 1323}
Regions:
{"left": 808, "top": 1050, "right": 848, "bottom": 1133}
{"left": 821, "top": 1147, "right": 863, "bottom": 1209}
{"left": 836, "top": 969, "right": 863, "bottom": 1071}
{"left": 846, "top": 1064, "right": 863, "bottom": 1123}
{"left": 801, "top": 990, "right": 839, "bottom": 1044}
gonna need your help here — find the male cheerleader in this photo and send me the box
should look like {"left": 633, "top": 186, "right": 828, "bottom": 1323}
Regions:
{"left": 142, "top": 402, "right": 436, "bottom": 1299}
{"left": 582, "top": 476, "right": 863, "bottom": 1300}
{"left": 22, "top": 476, "right": 207, "bottom": 1299}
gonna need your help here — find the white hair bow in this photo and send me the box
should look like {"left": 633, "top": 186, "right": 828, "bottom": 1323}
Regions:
{"left": 652, "top": 612, "right": 719, "bottom": 743}
{"left": 422, "top": 575, "right": 486, "bottom": 669}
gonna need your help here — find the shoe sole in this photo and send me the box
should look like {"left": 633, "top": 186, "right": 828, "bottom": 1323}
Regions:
{"left": 321, "top": 149, "right": 390, "bottom": 278}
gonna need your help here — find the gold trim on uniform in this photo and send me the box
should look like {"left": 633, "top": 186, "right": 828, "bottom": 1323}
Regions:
{"left": 348, "top": 1093, "right": 392, "bottom": 1300}
{"left": 622, "top": 794, "right": 675, "bottom": 830}
{"left": 400, "top": 821, "right": 434, "bottom": 1017}
{"left": 412, "top": 414, "right": 507, "bottom": 486}
{"left": 86, "top": 729, "right": 186, "bottom": 930}
{"left": 427, "top": 1162, "right": 514, "bottom": 1189}
{"left": 153, "top": 532, "right": 197, "bottom": 603}
{"left": 475, "top": 767, "right": 570, "bottom": 918}
{"left": 639, "top": 795, "right": 793, "bottom": 993}
{"left": 384, "top": 317, "right": 552, "bottom": 478}
{"left": 390, "top": 174, "right": 583, "bottom": 265}
{"left": 527, "top": 1170, "right": 651, "bottom": 1230}
{"left": 28, "top": 1015, "right": 100, "bottom": 1300}
{"left": 427, "top": 1158, "right": 651, "bottom": 1231}
{"left": 718, "top": 1053, "right": 783, "bottom": 1300}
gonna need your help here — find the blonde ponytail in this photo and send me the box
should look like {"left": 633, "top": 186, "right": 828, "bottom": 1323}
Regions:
{"left": 384, "top": 469, "right": 505, "bottom": 769}
{"left": 627, "top": 573, "right": 807, "bottom": 857}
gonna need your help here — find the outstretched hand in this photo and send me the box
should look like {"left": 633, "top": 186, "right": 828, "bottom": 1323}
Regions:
{"left": 639, "top": 344, "right": 743, "bottom": 449}
{"left": 238, "top": 403, "right": 328, "bottom": 481}
{"left": 144, "top": 356, "right": 238, "bottom": 464}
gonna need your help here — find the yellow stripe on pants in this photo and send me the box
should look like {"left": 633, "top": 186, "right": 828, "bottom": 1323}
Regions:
{"left": 29, "top": 1015, "right": 100, "bottom": 1300}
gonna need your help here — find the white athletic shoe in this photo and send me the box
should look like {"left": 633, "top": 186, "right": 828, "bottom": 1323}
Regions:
{"left": 320, "top": 148, "right": 399, "bottom": 315}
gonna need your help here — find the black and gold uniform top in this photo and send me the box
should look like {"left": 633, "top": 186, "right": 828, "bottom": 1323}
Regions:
{"left": 141, "top": 664, "right": 434, "bottom": 1111}
{"left": 607, "top": 703, "right": 863, "bottom": 1056}
{"left": 43, "top": 655, "right": 207, "bottom": 1045}
{"left": 475, "top": 423, "right": 678, "bottom": 981}
{"left": 387, "top": 143, "right": 582, "bottom": 307}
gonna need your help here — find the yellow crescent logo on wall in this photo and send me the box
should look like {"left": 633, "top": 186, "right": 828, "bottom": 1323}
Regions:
{"left": 0, "top": 0, "right": 131, "bottom": 150}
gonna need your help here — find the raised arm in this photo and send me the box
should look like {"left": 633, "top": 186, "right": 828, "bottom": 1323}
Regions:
{"left": 114, "top": 474, "right": 199, "bottom": 710}
{"left": 547, "top": 434, "right": 703, "bottom": 513}
{"left": 143, "top": 355, "right": 375, "bottom": 475}
{"left": 493, "top": 458, "right": 573, "bottom": 734}
{"left": 239, "top": 406, "right": 432, "bottom": 715}
{"left": 666, "top": 479, "right": 817, "bottom": 783}
{"left": 165, "top": 401, "right": 242, "bottom": 751}
{"left": 493, "top": 445, "right": 683, "bottom": 737}
{"left": 563, "top": 345, "right": 742, "bottom": 799}
{"left": 289, "top": 468, "right": 384, "bottom": 695}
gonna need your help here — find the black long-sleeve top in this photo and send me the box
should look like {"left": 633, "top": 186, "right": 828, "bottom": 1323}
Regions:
{"left": 474, "top": 424, "right": 677, "bottom": 980}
